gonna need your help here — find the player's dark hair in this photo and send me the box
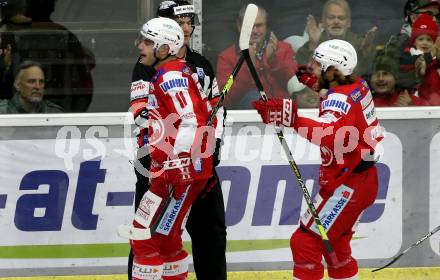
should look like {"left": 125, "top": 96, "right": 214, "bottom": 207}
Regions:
{"left": 319, "top": 66, "right": 356, "bottom": 89}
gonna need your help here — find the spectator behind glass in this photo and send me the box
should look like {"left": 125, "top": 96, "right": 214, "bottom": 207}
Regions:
{"left": 0, "top": 0, "right": 29, "bottom": 100}
{"left": 383, "top": 0, "right": 439, "bottom": 90}
{"left": 295, "top": 0, "right": 377, "bottom": 75}
{"left": 216, "top": 4, "right": 298, "bottom": 109}
{"left": 370, "top": 54, "right": 427, "bottom": 106}
{"left": 0, "top": 0, "right": 96, "bottom": 112}
{"left": 402, "top": 0, "right": 440, "bottom": 35}
{"left": 400, "top": 14, "right": 439, "bottom": 77}
{"left": 0, "top": 0, "right": 31, "bottom": 25}
{"left": 401, "top": 14, "right": 440, "bottom": 105}
{"left": 0, "top": 60, "right": 63, "bottom": 113}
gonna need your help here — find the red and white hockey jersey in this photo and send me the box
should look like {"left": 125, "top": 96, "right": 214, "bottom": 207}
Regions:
{"left": 146, "top": 59, "right": 213, "bottom": 179}
{"left": 293, "top": 78, "right": 383, "bottom": 194}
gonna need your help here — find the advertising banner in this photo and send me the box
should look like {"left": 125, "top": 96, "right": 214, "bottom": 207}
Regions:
{"left": 0, "top": 122, "right": 403, "bottom": 270}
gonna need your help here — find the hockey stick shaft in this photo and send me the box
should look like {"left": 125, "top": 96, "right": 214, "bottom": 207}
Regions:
{"left": 372, "top": 224, "right": 440, "bottom": 272}
{"left": 208, "top": 54, "right": 245, "bottom": 126}
{"left": 243, "top": 49, "right": 338, "bottom": 264}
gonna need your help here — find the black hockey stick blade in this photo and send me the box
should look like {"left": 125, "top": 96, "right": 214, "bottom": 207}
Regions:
{"left": 372, "top": 225, "right": 440, "bottom": 272}
{"left": 371, "top": 252, "right": 404, "bottom": 272}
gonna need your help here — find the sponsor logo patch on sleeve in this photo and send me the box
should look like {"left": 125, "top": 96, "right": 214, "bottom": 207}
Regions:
{"left": 360, "top": 90, "right": 373, "bottom": 109}
{"left": 146, "top": 94, "right": 159, "bottom": 109}
{"left": 350, "top": 89, "right": 362, "bottom": 103}
{"left": 196, "top": 67, "right": 205, "bottom": 80}
{"left": 130, "top": 80, "right": 149, "bottom": 101}
{"left": 363, "top": 101, "right": 377, "bottom": 125}
{"left": 321, "top": 93, "right": 351, "bottom": 114}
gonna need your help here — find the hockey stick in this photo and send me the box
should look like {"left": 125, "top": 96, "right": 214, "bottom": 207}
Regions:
{"left": 207, "top": 3, "right": 258, "bottom": 126}
{"left": 242, "top": 46, "right": 339, "bottom": 265}
{"left": 372, "top": 224, "right": 440, "bottom": 272}
{"left": 118, "top": 3, "right": 258, "bottom": 241}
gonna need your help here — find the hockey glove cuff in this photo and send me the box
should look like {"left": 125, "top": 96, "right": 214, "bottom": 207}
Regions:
{"left": 252, "top": 98, "right": 297, "bottom": 127}
{"left": 163, "top": 154, "right": 193, "bottom": 200}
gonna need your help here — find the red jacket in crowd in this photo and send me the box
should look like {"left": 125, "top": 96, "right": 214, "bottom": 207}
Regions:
{"left": 216, "top": 41, "right": 297, "bottom": 109}
{"left": 418, "top": 59, "right": 440, "bottom": 105}
{"left": 373, "top": 90, "right": 428, "bottom": 106}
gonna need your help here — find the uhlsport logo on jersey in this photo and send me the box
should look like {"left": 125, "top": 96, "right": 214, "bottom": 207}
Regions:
{"left": 321, "top": 93, "right": 351, "bottom": 114}
{"left": 159, "top": 77, "right": 188, "bottom": 93}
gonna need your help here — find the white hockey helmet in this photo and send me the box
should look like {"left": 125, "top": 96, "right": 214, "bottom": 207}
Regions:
{"left": 312, "top": 39, "right": 358, "bottom": 76}
{"left": 138, "top": 17, "right": 184, "bottom": 55}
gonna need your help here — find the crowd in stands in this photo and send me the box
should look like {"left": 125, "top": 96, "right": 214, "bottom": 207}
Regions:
{"left": 0, "top": 0, "right": 439, "bottom": 113}
{"left": 217, "top": 0, "right": 440, "bottom": 109}
{"left": 0, "top": 0, "right": 94, "bottom": 113}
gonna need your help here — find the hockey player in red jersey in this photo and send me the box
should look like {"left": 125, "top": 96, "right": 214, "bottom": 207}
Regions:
{"left": 130, "top": 17, "right": 213, "bottom": 280}
{"left": 253, "top": 39, "right": 383, "bottom": 280}
{"left": 128, "top": 2, "right": 227, "bottom": 279}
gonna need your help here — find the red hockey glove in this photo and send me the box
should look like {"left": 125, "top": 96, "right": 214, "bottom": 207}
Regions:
{"left": 297, "top": 64, "right": 319, "bottom": 91}
{"left": 163, "top": 155, "right": 193, "bottom": 200}
{"left": 252, "top": 98, "right": 297, "bottom": 127}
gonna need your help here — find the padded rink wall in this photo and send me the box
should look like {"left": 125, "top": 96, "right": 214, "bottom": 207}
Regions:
{"left": 0, "top": 108, "right": 440, "bottom": 278}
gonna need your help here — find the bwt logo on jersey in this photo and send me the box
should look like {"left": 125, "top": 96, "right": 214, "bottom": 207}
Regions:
{"left": 159, "top": 78, "right": 189, "bottom": 93}
{"left": 321, "top": 98, "right": 351, "bottom": 114}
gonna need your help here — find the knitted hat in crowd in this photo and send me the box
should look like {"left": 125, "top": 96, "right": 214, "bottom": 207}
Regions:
{"left": 372, "top": 54, "right": 399, "bottom": 77}
{"left": 411, "top": 14, "right": 439, "bottom": 45}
